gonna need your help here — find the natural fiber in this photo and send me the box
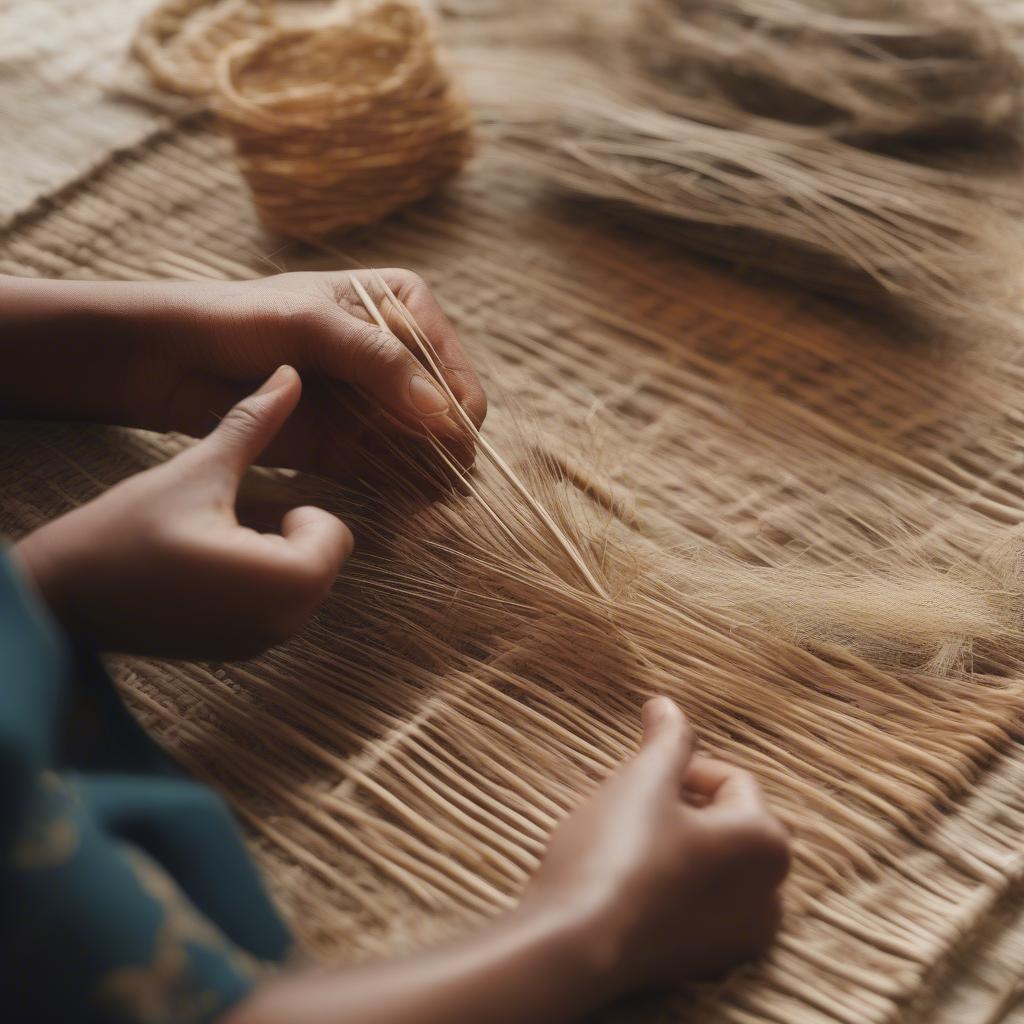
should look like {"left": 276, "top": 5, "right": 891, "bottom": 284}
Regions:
{"left": 214, "top": 1, "right": 475, "bottom": 238}
{"left": 633, "top": 0, "right": 1024, "bottom": 146}
{"left": 142, "top": 266, "right": 1024, "bottom": 998}
{"left": 481, "top": 60, "right": 1023, "bottom": 316}
{"left": 465, "top": 0, "right": 1024, "bottom": 316}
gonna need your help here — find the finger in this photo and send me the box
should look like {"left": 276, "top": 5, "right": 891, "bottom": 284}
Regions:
{"left": 635, "top": 696, "right": 696, "bottom": 788}
{"left": 684, "top": 757, "right": 766, "bottom": 812}
{"left": 316, "top": 303, "right": 463, "bottom": 440}
{"left": 161, "top": 373, "right": 248, "bottom": 440}
{"left": 281, "top": 505, "right": 354, "bottom": 579}
{"left": 195, "top": 366, "right": 302, "bottom": 483}
{"left": 374, "top": 268, "right": 488, "bottom": 429}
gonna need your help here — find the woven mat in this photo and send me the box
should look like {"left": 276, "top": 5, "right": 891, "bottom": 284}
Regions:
{"left": 5, "top": 3, "right": 1024, "bottom": 1022}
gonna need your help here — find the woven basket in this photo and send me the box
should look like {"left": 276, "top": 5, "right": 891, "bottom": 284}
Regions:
{"left": 214, "top": 1, "right": 475, "bottom": 238}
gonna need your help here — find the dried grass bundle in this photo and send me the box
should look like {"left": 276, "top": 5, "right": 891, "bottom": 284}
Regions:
{"left": 632, "top": 0, "right": 1024, "bottom": 146}
{"left": 482, "top": 66, "right": 1022, "bottom": 313}
{"left": 214, "top": 1, "right": 474, "bottom": 238}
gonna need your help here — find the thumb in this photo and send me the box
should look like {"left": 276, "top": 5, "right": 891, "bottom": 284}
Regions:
{"left": 637, "top": 696, "right": 695, "bottom": 783}
{"left": 198, "top": 366, "right": 302, "bottom": 482}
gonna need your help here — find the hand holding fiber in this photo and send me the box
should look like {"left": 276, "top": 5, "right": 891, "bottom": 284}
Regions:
{"left": 21, "top": 270, "right": 486, "bottom": 480}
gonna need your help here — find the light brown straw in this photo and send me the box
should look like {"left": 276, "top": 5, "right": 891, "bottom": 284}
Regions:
{"left": 474, "top": 53, "right": 1024, "bottom": 317}
{"left": 10, "top": 2, "right": 1024, "bottom": 1015}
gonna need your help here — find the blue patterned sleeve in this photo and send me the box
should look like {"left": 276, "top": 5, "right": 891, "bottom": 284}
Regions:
{"left": 0, "top": 551, "right": 295, "bottom": 1024}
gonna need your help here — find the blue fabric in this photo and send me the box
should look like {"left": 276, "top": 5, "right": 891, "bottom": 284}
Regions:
{"left": 0, "top": 550, "right": 294, "bottom": 1023}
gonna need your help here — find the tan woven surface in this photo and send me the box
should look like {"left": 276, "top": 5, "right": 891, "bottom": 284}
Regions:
{"left": 5, "top": 3, "right": 1024, "bottom": 1022}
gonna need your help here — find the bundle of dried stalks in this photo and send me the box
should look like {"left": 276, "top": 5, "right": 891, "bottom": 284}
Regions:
{"left": 478, "top": 63, "right": 1022, "bottom": 315}
{"left": 214, "top": 1, "right": 474, "bottom": 239}
{"left": 632, "top": 0, "right": 1024, "bottom": 146}
{"left": 134, "top": 0, "right": 274, "bottom": 97}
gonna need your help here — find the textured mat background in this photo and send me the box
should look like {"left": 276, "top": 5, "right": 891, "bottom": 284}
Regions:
{"left": 5, "top": 2, "right": 1024, "bottom": 1021}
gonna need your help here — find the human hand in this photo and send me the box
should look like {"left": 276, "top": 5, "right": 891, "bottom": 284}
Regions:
{"left": 0, "top": 269, "right": 487, "bottom": 481}
{"left": 147, "top": 270, "right": 487, "bottom": 479}
{"left": 525, "top": 697, "right": 790, "bottom": 997}
{"left": 15, "top": 366, "right": 351, "bottom": 659}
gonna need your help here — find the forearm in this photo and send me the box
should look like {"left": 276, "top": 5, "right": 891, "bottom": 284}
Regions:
{"left": 0, "top": 275, "right": 181, "bottom": 427}
{"left": 228, "top": 904, "right": 613, "bottom": 1024}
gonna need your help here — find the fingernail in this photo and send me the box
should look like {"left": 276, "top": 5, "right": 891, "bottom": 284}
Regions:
{"left": 409, "top": 374, "right": 449, "bottom": 416}
{"left": 644, "top": 695, "right": 673, "bottom": 724}
{"left": 257, "top": 365, "right": 294, "bottom": 396}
